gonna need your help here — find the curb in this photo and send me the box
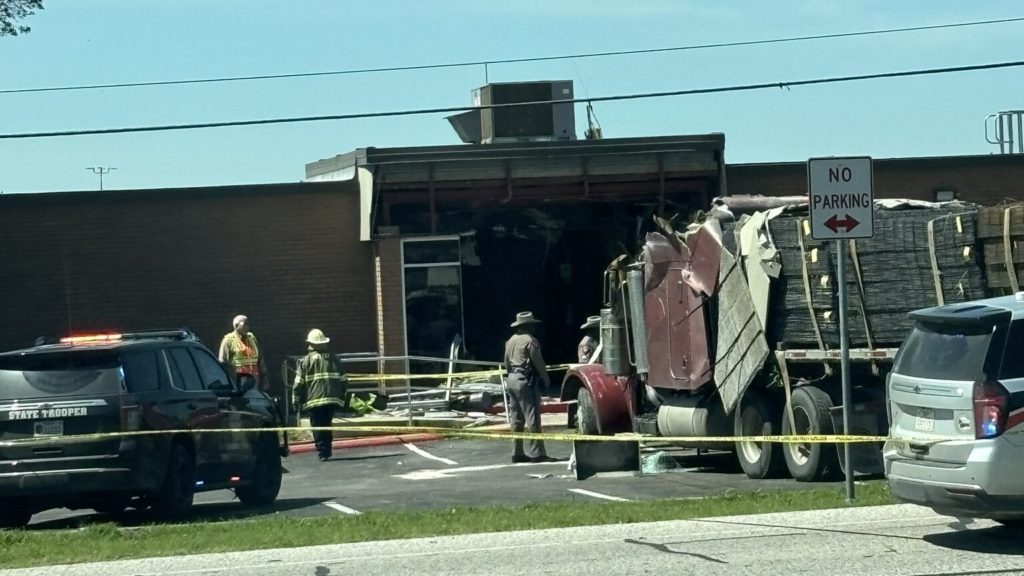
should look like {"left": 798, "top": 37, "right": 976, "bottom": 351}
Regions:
{"left": 289, "top": 432, "right": 445, "bottom": 455}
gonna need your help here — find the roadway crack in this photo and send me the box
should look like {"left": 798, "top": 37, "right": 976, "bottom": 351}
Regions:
{"left": 623, "top": 538, "right": 727, "bottom": 564}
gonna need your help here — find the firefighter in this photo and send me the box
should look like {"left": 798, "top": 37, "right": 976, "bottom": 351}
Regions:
{"left": 577, "top": 315, "right": 601, "bottom": 364}
{"left": 292, "top": 328, "right": 348, "bottom": 462}
{"left": 218, "top": 314, "right": 269, "bottom": 391}
{"left": 503, "top": 311, "right": 555, "bottom": 464}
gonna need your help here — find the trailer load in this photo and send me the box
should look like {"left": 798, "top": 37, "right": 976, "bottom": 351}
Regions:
{"left": 560, "top": 196, "right": 1017, "bottom": 483}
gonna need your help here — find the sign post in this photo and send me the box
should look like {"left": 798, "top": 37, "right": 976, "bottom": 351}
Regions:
{"left": 807, "top": 156, "right": 874, "bottom": 503}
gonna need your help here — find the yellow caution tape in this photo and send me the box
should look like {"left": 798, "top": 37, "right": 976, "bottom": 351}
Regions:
{"left": 0, "top": 423, "right": 984, "bottom": 447}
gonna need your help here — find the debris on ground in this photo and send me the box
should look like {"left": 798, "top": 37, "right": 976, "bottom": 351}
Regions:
{"left": 641, "top": 451, "right": 682, "bottom": 475}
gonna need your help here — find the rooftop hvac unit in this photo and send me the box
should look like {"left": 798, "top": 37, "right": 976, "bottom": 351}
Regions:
{"left": 447, "top": 80, "right": 577, "bottom": 145}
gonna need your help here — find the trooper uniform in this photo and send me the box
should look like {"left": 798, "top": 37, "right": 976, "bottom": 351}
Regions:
{"left": 503, "top": 311, "right": 555, "bottom": 463}
{"left": 293, "top": 329, "right": 348, "bottom": 461}
{"left": 577, "top": 315, "right": 601, "bottom": 364}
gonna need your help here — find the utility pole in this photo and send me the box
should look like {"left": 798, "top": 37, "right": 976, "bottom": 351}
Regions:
{"left": 86, "top": 167, "right": 116, "bottom": 190}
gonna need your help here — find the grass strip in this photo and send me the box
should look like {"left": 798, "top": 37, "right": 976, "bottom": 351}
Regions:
{"left": 0, "top": 481, "right": 895, "bottom": 569}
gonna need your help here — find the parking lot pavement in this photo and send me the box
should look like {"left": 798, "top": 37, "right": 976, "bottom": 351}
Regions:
{"left": 28, "top": 437, "right": 848, "bottom": 529}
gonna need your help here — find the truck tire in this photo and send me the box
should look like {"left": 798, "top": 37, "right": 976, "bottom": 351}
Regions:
{"left": 734, "top": 390, "right": 787, "bottom": 479}
{"left": 236, "top": 434, "right": 283, "bottom": 507}
{"left": 152, "top": 442, "right": 195, "bottom": 519}
{"left": 782, "top": 386, "right": 841, "bottom": 482}
{"left": 577, "top": 388, "right": 599, "bottom": 435}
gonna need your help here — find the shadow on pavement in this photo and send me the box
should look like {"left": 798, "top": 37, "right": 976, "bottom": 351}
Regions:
{"left": 28, "top": 497, "right": 332, "bottom": 531}
{"left": 923, "top": 524, "right": 1024, "bottom": 556}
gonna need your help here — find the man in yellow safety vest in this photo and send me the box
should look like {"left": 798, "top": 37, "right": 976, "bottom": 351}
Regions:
{"left": 218, "top": 314, "right": 269, "bottom": 391}
{"left": 293, "top": 328, "right": 348, "bottom": 461}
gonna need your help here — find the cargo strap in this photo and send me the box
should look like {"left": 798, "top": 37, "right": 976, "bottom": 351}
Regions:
{"left": 1004, "top": 207, "right": 1020, "bottom": 293}
{"left": 796, "top": 219, "right": 831, "bottom": 375}
{"left": 847, "top": 240, "right": 879, "bottom": 376}
{"left": 926, "top": 218, "right": 944, "bottom": 306}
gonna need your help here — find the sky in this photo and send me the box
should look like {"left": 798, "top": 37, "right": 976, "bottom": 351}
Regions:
{"left": 1, "top": 0, "right": 1022, "bottom": 193}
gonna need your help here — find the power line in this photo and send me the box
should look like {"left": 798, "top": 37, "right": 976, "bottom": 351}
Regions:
{"left": 2, "top": 16, "right": 1022, "bottom": 96}
{"left": 2, "top": 59, "right": 1022, "bottom": 140}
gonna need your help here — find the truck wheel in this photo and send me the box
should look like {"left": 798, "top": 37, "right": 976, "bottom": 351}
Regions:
{"left": 577, "top": 388, "right": 599, "bottom": 435}
{"left": 0, "top": 501, "right": 31, "bottom": 529}
{"left": 734, "top": 390, "right": 787, "bottom": 479}
{"left": 236, "top": 434, "right": 283, "bottom": 507}
{"left": 782, "top": 386, "right": 841, "bottom": 482}
{"left": 152, "top": 442, "right": 195, "bottom": 519}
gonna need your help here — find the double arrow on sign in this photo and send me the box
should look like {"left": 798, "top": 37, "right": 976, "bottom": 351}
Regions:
{"left": 825, "top": 214, "right": 860, "bottom": 234}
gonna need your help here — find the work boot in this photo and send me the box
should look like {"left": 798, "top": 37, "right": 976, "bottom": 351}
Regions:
{"left": 512, "top": 454, "right": 531, "bottom": 463}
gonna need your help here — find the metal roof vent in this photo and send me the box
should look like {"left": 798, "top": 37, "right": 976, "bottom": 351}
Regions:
{"left": 446, "top": 80, "right": 577, "bottom": 145}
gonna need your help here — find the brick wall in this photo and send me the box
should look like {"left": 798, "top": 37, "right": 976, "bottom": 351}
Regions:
{"left": 0, "top": 182, "right": 375, "bottom": 396}
{"left": 726, "top": 154, "right": 1024, "bottom": 205}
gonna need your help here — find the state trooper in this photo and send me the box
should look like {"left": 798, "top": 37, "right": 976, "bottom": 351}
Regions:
{"left": 503, "top": 311, "right": 555, "bottom": 464}
{"left": 292, "top": 329, "right": 348, "bottom": 462}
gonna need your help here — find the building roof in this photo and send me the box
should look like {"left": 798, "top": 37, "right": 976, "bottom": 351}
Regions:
{"left": 305, "top": 133, "right": 726, "bottom": 184}
{"left": 0, "top": 180, "right": 359, "bottom": 206}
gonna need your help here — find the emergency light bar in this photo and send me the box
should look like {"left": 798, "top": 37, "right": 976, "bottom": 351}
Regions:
{"left": 60, "top": 333, "right": 123, "bottom": 344}
{"left": 39, "top": 328, "right": 200, "bottom": 347}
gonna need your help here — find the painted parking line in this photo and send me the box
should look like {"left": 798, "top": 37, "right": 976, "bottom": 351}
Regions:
{"left": 394, "top": 460, "right": 564, "bottom": 480}
{"left": 568, "top": 488, "right": 631, "bottom": 502}
{"left": 403, "top": 442, "right": 458, "bottom": 466}
{"left": 323, "top": 502, "right": 362, "bottom": 515}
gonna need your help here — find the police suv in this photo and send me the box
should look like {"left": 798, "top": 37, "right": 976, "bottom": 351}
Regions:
{"left": 884, "top": 293, "right": 1024, "bottom": 526}
{"left": 0, "top": 329, "right": 287, "bottom": 528}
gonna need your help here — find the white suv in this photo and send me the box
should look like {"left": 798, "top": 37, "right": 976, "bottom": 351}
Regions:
{"left": 883, "top": 293, "right": 1024, "bottom": 526}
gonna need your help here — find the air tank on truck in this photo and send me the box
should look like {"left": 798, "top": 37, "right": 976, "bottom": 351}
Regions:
{"left": 560, "top": 195, "right": 990, "bottom": 481}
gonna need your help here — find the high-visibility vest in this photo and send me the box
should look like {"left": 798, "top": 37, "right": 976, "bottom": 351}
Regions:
{"left": 223, "top": 332, "right": 261, "bottom": 376}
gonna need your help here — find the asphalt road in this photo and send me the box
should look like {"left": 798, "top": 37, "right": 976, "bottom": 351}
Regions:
{"left": 10, "top": 504, "right": 1024, "bottom": 576}
{"left": 28, "top": 437, "right": 849, "bottom": 529}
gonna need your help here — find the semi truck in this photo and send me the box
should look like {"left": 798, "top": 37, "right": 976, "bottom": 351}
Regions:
{"left": 560, "top": 195, "right": 989, "bottom": 481}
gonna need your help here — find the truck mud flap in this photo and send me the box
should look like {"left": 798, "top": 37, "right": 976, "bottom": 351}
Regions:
{"left": 572, "top": 439, "right": 640, "bottom": 480}
{"left": 830, "top": 407, "right": 884, "bottom": 477}
{"left": 837, "top": 444, "right": 884, "bottom": 477}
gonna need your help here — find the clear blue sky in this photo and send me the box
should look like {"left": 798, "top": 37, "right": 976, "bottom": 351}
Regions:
{"left": 1, "top": 0, "right": 1022, "bottom": 193}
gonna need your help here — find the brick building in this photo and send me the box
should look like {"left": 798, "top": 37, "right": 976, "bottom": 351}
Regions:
{"left": 1, "top": 137, "right": 1021, "bottom": 394}
{"left": 0, "top": 181, "right": 375, "bottom": 395}
{"left": 726, "top": 153, "right": 1024, "bottom": 205}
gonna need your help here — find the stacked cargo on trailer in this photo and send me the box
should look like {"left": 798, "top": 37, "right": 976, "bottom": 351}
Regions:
{"left": 561, "top": 195, "right": 989, "bottom": 481}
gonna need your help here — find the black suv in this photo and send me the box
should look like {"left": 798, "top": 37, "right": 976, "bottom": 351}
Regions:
{"left": 0, "top": 329, "right": 287, "bottom": 528}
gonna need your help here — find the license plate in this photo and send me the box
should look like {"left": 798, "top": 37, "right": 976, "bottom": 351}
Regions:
{"left": 33, "top": 420, "right": 63, "bottom": 437}
{"left": 915, "top": 408, "right": 934, "bottom": 433}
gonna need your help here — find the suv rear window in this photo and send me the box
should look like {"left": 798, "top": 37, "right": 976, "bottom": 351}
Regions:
{"left": 0, "top": 350, "right": 123, "bottom": 400}
{"left": 894, "top": 320, "right": 999, "bottom": 381}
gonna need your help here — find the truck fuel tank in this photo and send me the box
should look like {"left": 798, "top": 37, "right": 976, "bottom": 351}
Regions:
{"left": 600, "top": 307, "right": 629, "bottom": 376}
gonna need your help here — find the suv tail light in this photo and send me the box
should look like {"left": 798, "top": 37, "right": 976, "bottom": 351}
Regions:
{"left": 885, "top": 372, "right": 893, "bottom": 426}
{"left": 973, "top": 380, "right": 1009, "bottom": 439}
